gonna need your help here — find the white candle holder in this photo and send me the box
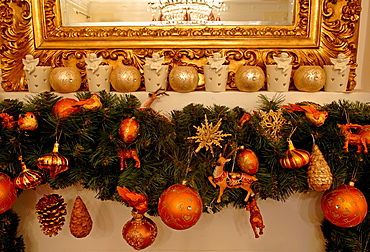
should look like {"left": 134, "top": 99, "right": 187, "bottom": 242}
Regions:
{"left": 22, "top": 55, "right": 51, "bottom": 93}
{"left": 323, "top": 54, "right": 350, "bottom": 92}
{"left": 86, "top": 65, "right": 112, "bottom": 93}
{"left": 266, "top": 65, "right": 292, "bottom": 92}
{"left": 204, "top": 53, "right": 228, "bottom": 92}
{"left": 144, "top": 53, "right": 168, "bottom": 92}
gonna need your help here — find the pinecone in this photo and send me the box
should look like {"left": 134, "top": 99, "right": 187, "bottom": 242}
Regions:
{"left": 35, "top": 194, "right": 67, "bottom": 237}
{"left": 69, "top": 196, "right": 93, "bottom": 238}
{"left": 307, "top": 144, "right": 333, "bottom": 191}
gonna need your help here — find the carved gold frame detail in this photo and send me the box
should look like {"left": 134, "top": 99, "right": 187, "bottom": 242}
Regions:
{"left": 0, "top": 0, "right": 362, "bottom": 91}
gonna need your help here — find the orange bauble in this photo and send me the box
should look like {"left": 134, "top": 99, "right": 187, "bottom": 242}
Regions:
{"left": 321, "top": 183, "right": 368, "bottom": 228}
{"left": 52, "top": 98, "right": 81, "bottom": 118}
{"left": 0, "top": 172, "right": 17, "bottom": 214}
{"left": 158, "top": 184, "right": 203, "bottom": 230}
{"left": 122, "top": 210, "right": 158, "bottom": 250}
{"left": 236, "top": 149, "right": 259, "bottom": 175}
{"left": 119, "top": 117, "right": 140, "bottom": 144}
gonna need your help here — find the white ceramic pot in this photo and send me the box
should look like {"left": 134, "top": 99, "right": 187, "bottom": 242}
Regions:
{"left": 87, "top": 65, "right": 112, "bottom": 93}
{"left": 323, "top": 65, "right": 350, "bottom": 92}
{"left": 266, "top": 65, "right": 292, "bottom": 92}
{"left": 143, "top": 65, "right": 168, "bottom": 92}
{"left": 25, "top": 66, "right": 52, "bottom": 93}
{"left": 204, "top": 65, "right": 228, "bottom": 92}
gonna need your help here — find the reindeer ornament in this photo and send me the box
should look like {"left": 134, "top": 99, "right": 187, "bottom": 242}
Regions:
{"left": 208, "top": 153, "right": 258, "bottom": 203}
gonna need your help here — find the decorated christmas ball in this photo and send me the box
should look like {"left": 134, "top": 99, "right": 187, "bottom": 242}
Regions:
{"left": 158, "top": 184, "right": 203, "bottom": 230}
{"left": 169, "top": 66, "right": 199, "bottom": 92}
{"left": 110, "top": 66, "right": 141, "bottom": 92}
{"left": 0, "top": 172, "right": 17, "bottom": 214}
{"left": 235, "top": 66, "right": 265, "bottom": 92}
{"left": 321, "top": 182, "right": 368, "bottom": 228}
{"left": 49, "top": 67, "right": 81, "bottom": 93}
{"left": 236, "top": 148, "right": 259, "bottom": 175}
{"left": 122, "top": 210, "right": 158, "bottom": 250}
{"left": 52, "top": 98, "right": 81, "bottom": 118}
{"left": 293, "top": 66, "right": 325, "bottom": 92}
{"left": 14, "top": 164, "right": 43, "bottom": 190}
{"left": 119, "top": 117, "right": 140, "bottom": 144}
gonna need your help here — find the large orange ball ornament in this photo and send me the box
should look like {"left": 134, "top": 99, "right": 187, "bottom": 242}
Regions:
{"left": 0, "top": 172, "right": 17, "bottom": 214}
{"left": 119, "top": 117, "right": 140, "bottom": 144}
{"left": 158, "top": 184, "right": 203, "bottom": 230}
{"left": 52, "top": 98, "right": 81, "bottom": 118}
{"left": 236, "top": 149, "right": 259, "bottom": 175}
{"left": 122, "top": 210, "right": 158, "bottom": 250}
{"left": 321, "top": 183, "right": 368, "bottom": 228}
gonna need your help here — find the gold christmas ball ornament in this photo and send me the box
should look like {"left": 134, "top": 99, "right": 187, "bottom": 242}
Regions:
{"left": 36, "top": 142, "right": 69, "bottom": 179}
{"left": 293, "top": 66, "right": 326, "bottom": 92}
{"left": 169, "top": 66, "right": 199, "bottom": 92}
{"left": 235, "top": 66, "right": 265, "bottom": 92}
{"left": 49, "top": 67, "right": 81, "bottom": 93}
{"left": 279, "top": 139, "right": 310, "bottom": 169}
{"left": 110, "top": 66, "right": 141, "bottom": 92}
{"left": 122, "top": 210, "right": 158, "bottom": 250}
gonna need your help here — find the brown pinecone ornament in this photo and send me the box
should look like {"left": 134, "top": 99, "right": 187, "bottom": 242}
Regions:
{"left": 307, "top": 144, "right": 333, "bottom": 191}
{"left": 35, "top": 194, "right": 67, "bottom": 237}
{"left": 69, "top": 196, "right": 93, "bottom": 238}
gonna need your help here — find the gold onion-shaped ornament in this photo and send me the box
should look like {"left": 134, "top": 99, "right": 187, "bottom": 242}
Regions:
{"left": 14, "top": 160, "right": 43, "bottom": 190}
{"left": 279, "top": 139, "right": 310, "bottom": 169}
{"left": 37, "top": 142, "right": 69, "bottom": 179}
{"left": 307, "top": 144, "right": 333, "bottom": 191}
{"left": 122, "top": 209, "right": 158, "bottom": 250}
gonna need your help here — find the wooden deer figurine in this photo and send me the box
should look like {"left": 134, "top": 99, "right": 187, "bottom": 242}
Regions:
{"left": 246, "top": 197, "right": 265, "bottom": 238}
{"left": 208, "top": 153, "right": 258, "bottom": 203}
{"left": 140, "top": 88, "right": 168, "bottom": 110}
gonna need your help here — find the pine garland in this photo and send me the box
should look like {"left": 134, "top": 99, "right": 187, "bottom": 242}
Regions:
{"left": 0, "top": 91, "right": 370, "bottom": 251}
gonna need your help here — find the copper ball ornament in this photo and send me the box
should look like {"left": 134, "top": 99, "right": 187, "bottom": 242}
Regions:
{"left": 0, "top": 172, "right": 17, "bottom": 214}
{"left": 321, "top": 182, "right": 368, "bottom": 228}
{"left": 158, "top": 184, "right": 203, "bottom": 230}
{"left": 293, "top": 66, "right": 326, "bottom": 92}
{"left": 235, "top": 66, "right": 265, "bottom": 92}
{"left": 279, "top": 140, "right": 310, "bottom": 169}
{"left": 49, "top": 67, "right": 81, "bottom": 93}
{"left": 169, "top": 66, "right": 199, "bottom": 92}
{"left": 122, "top": 210, "right": 158, "bottom": 250}
{"left": 119, "top": 117, "right": 140, "bottom": 144}
{"left": 110, "top": 66, "right": 141, "bottom": 92}
{"left": 52, "top": 98, "right": 81, "bottom": 118}
{"left": 236, "top": 148, "right": 259, "bottom": 175}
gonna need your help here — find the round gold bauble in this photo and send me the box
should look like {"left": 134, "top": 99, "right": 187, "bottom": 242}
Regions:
{"left": 49, "top": 67, "right": 81, "bottom": 93}
{"left": 235, "top": 66, "right": 265, "bottom": 92}
{"left": 169, "top": 66, "right": 199, "bottom": 92}
{"left": 110, "top": 66, "right": 141, "bottom": 92}
{"left": 293, "top": 66, "right": 326, "bottom": 92}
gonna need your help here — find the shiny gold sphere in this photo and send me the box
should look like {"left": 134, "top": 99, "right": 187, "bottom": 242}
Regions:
{"left": 235, "top": 66, "right": 265, "bottom": 91}
{"left": 49, "top": 67, "right": 81, "bottom": 93}
{"left": 110, "top": 66, "right": 141, "bottom": 92}
{"left": 293, "top": 66, "right": 326, "bottom": 92}
{"left": 169, "top": 66, "right": 199, "bottom": 92}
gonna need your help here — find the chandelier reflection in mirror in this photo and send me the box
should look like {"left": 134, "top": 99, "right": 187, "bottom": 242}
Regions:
{"left": 147, "top": 0, "right": 227, "bottom": 25}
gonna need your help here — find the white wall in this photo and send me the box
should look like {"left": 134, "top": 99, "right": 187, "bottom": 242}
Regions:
{"left": 7, "top": 2, "right": 370, "bottom": 252}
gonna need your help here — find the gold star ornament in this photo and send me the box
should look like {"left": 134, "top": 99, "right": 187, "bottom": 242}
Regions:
{"left": 187, "top": 116, "right": 231, "bottom": 155}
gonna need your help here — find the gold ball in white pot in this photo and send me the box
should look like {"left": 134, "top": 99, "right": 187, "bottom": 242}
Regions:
{"left": 110, "top": 66, "right": 141, "bottom": 92}
{"left": 235, "top": 66, "right": 265, "bottom": 92}
{"left": 293, "top": 66, "right": 326, "bottom": 92}
{"left": 169, "top": 66, "right": 199, "bottom": 92}
{"left": 49, "top": 67, "right": 81, "bottom": 93}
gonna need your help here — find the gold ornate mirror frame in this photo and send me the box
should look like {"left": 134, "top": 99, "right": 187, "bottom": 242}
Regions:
{"left": 0, "top": 0, "right": 362, "bottom": 91}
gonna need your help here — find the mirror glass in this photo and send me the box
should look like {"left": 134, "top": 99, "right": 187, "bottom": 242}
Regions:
{"left": 60, "top": 0, "right": 295, "bottom": 26}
